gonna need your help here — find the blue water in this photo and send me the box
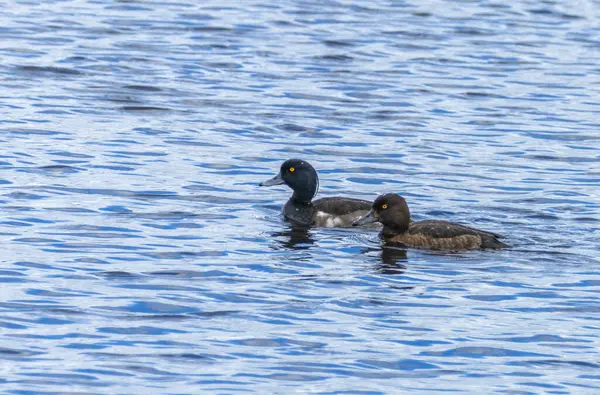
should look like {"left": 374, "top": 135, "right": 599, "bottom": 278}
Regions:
{"left": 1, "top": 0, "right": 599, "bottom": 393}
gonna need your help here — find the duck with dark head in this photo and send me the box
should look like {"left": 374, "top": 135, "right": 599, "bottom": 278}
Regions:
{"left": 353, "top": 193, "right": 508, "bottom": 251}
{"left": 260, "top": 159, "right": 374, "bottom": 227}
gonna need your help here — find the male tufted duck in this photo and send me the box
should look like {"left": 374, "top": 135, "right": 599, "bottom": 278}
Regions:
{"left": 260, "top": 159, "right": 373, "bottom": 227}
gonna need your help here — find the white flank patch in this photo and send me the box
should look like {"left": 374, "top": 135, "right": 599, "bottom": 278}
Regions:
{"left": 316, "top": 211, "right": 338, "bottom": 227}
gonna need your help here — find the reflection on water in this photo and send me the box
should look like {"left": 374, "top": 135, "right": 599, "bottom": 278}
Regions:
{"left": 270, "top": 225, "right": 315, "bottom": 250}
{"left": 378, "top": 246, "right": 408, "bottom": 272}
{"left": 360, "top": 246, "right": 408, "bottom": 274}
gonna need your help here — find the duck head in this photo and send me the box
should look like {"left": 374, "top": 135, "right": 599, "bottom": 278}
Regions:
{"left": 259, "top": 159, "right": 319, "bottom": 204}
{"left": 352, "top": 193, "right": 411, "bottom": 234}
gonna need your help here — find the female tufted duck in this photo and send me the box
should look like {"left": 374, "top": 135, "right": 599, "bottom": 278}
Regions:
{"left": 259, "top": 159, "right": 373, "bottom": 227}
{"left": 353, "top": 193, "right": 508, "bottom": 251}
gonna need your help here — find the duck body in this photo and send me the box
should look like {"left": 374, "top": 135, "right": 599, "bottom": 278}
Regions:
{"left": 284, "top": 196, "right": 372, "bottom": 227}
{"left": 386, "top": 219, "right": 507, "bottom": 250}
{"left": 353, "top": 193, "right": 508, "bottom": 251}
{"left": 260, "top": 159, "right": 372, "bottom": 228}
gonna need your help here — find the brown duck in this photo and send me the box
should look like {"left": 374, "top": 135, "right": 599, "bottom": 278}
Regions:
{"left": 353, "top": 193, "right": 508, "bottom": 251}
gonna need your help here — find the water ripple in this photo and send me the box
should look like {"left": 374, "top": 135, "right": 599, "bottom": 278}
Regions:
{"left": 1, "top": 0, "right": 599, "bottom": 393}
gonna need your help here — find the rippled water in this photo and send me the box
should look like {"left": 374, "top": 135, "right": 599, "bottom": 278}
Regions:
{"left": 1, "top": 0, "right": 599, "bottom": 393}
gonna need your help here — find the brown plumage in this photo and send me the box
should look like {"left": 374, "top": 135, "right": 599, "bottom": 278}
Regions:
{"left": 353, "top": 194, "right": 508, "bottom": 251}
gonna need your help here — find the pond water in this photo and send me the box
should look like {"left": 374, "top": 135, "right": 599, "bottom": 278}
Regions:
{"left": 1, "top": 0, "right": 599, "bottom": 393}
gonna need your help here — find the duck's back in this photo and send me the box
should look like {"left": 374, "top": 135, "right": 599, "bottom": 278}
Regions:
{"left": 388, "top": 220, "right": 507, "bottom": 250}
{"left": 312, "top": 197, "right": 372, "bottom": 227}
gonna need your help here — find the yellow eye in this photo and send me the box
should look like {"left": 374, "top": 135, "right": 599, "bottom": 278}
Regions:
{"left": 381, "top": 204, "right": 388, "bottom": 210}
{"left": 289, "top": 167, "right": 295, "bottom": 172}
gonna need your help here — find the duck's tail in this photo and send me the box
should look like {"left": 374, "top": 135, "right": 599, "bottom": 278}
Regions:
{"left": 481, "top": 236, "right": 510, "bottom": 249}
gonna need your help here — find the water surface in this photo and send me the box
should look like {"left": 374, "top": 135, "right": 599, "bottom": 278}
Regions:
{"left": 1, "top": 0, "right": 599, "bottom": 393}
